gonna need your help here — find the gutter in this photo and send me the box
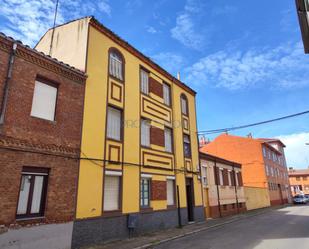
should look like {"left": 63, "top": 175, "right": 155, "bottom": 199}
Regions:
{"left": 0, "top": 42, "right": 17, "bottom": 124}
{"left": 233, "top": 164, "right": 240, "bottom": 214}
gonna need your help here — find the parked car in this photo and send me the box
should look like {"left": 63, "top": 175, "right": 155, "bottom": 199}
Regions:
{"left": 305, "top": 194, "right": 309, "bottom": 203}
{"left": 293, "top": 195, "right": 307, "bottom": 204}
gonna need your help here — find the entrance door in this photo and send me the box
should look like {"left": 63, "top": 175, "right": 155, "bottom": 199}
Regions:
{"left": 186, "top": 178, "right": 194, "bottom": 222}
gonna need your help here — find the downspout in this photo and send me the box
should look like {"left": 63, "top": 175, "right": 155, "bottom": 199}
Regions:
{"left": 233, "top": 164, "right": 239, "bottom": 214}
{"left": 0, "top": 42, "right": 17, "bottom": 124}
{"left": 214, "top": 159, "right": 222, "bottom": 217}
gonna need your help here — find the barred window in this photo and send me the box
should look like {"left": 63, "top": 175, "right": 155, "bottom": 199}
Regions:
{"left": 141, "top": 178, "right": 150, "bottom": 207}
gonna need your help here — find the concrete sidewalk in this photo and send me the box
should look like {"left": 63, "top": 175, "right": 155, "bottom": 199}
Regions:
{"left": 84, "top": 206, "right": 287, "bottom": 249}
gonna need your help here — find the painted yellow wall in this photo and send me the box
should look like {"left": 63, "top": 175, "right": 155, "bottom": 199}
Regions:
{"left": 36, "top": 18, "right": 203, "bottom": 219}
{"left": 244, "top": 187, "right": 270, "bottom": 210}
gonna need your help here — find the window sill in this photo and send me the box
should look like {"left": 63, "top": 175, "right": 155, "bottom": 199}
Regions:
{"left": 106, "top": 138, "right": 122, "bottom": 143}
{"left": 167, "top": 205, "right": 177, "bottom": 210}
{"left": 16, "top": 216, "right": 45, "bottom": 222}
{"left": 30, "top": 115, "right": 56, "bottom": 124}
{"left": 109, "top": 74, "right": 124, "bottom": 84}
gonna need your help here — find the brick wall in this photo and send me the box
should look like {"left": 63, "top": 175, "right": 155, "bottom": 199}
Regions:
{"left": 0, "top": 148, "right": 79, "bottom": 225}
{"left": 150, "top": 126, "right": 165, "bottom": 147}
{"left": 0, "top": 37, "right": 85, "bottom": 227}
{"left": 0, "top": 49, "right": 85, "bottom": 148}
{"left": 149, "top": 77, "right": 163, "bottom": 98}
{"left": 151, "top": 180, "right": 167, "bottom": 200}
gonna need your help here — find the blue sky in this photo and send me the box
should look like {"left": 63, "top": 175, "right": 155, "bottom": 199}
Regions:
{"left": 1, "top": 0, "right": 309, "bottom": 168}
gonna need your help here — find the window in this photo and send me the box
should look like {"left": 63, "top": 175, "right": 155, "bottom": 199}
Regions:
{"left": 164, "top": 127, "right": 173, "bottom": 153}
{"left": 167, "top": 179, "right": 175, "bottom": 206}
{"left": 262, "top": 146, "right": 267, "bottom": 157}
{"left": 140, "top": 69, "right": 149, "bottom": 94}
{"left": 16, "top": 167, "right": 48, "bottom": 218}
{"left": 109, "top": 50, "right": 123, "bottom": 81}
{"left": 140, "top": 178, "right": 150, "bottom": 207}
{"left": 201, "top": 166, "right": 207, "bottom": 186}
{"left": 228, "top": 171, "right": 232, "bottom": 186}
{"left": 141, "top": 119, "right": 150, "bottom": 147}
{"left": 107, "top": 106, "right": 122, "bottom": 141}
{"left": 303, "top": 177, "right": 308, "bottom": 181}
{"left": 103, "top": 175, "right": 120, "bottom": 211}
{"left": 180, "top": 94, "right": 188, "bottom": 115}
{"left": 235, "top": 172, "right": 239, "bottom": 186}
{"left": 31, "top": 80, "right": 57, "bottom": 121}
{"left": 265, "top": 165, "right": 269, "bottom": 176}
{"left": 219, "top": 169, "right": 224, "bottom": 186}
{"left": 163, "top": 83, "right": 171, "bottom": 106}
{"left": 183, "top": 134, "right": 191, "bottom": 158}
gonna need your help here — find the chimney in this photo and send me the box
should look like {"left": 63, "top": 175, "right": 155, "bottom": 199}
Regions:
{"left": 177, "top": 72, "right": 180, "bottom": 80}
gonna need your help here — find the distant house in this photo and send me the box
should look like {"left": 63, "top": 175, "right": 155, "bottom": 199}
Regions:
{"left": 288, "top": 167, "right": 309, "bottom": 195}
{"left": 200, "top": 152, "right": 246, "bottom": 218}
{"left": 200, "top": 134, "right": 291, "bottom": 210}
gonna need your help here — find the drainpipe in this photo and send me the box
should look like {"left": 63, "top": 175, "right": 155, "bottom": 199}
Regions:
{"left": 233, "top": 164, "right": 239, "bottom": 214}
{"left": 0, "top": 42, "right": 17, "bottom": 124}
{"left": 214, "top": 160, "right": 222, "bottom": 217}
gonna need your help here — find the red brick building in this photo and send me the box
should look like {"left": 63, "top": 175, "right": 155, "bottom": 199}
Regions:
{"left": 0, "top": 33, "right": 86, "bottom": 248}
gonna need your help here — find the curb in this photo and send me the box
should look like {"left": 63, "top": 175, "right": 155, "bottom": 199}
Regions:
{"left": 133, "top": 206, "right": 288, "bottom": 249}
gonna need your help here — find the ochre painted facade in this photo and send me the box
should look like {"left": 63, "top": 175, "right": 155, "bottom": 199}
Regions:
{"left": 36, "top": 17, "right": 203, "bottom": 224}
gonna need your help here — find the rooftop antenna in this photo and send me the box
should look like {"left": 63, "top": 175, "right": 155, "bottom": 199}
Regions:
{"left": 49, "top": 0, "right": 59, "bottom": 56}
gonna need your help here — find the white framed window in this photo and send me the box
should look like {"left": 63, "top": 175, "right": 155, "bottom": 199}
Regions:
{"left": 31, "top": 80, "right": 57, "bottom": 121}
{"left": 180, "top": 95, "right": 188, "bottom": 115}
{"left": 266, "top": 165, "right": 269, "bottom": 176}
{"left": 201, "top": 166, "right": 207, "bottom": 186}
{"left": 109, "top": 51, "right": 123, "bottom": 81}
{"left": 103, "top": 175, "right": 120, "bottom": 211}
{"left": 140, "top": 69, "right": 149, "bottom": 94}
{"left": 164, "top": 127, "right": 172, "bottom": 153}
{"left": 167, "top": 179, "right": 175, "bottom": 206}
{"left": 228, "top": 170, "right": 232, "bottom": 186}
{"left": 16, "top": 167, "right": 49, "bottom": 218}
{"left": 141, "top": 178, "right": 150, "bottom": 207}
{"left": 219, "top": 169, "right": 224, "bottom": 186}
{"left": 107, "top": 106, "right": 122, "bottom": 141}
{"left": 141, "top": 119, "right": 150, "bottom": 147}
{"left": 163, "top": 83, "right": 171, "bottom": 106}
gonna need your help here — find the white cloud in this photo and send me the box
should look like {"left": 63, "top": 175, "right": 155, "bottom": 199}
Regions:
{"left": 277, "top": 132, "right": 309, "bottom": 169}
{"left": 146, "top": 26, "right": 157, "bottom": 34}
{"left": 184, "top": 42, "right": 309, "bottom": 90}
{"left": 151, "top": 52, "right": 184, "bottom": 75}
{"left": 170, "top": 0, "right": 205, "bottom": 50}
{"left": 0, "top": 0, "right": 111, "bottom": 46}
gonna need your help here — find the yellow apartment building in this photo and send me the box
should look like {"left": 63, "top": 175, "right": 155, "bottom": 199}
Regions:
{"left": 36, "top": 16, "right": 204, "bottom": 248}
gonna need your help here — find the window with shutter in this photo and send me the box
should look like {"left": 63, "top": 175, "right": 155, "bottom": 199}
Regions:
{"left": 219, "top": 169, "right": 224, "bottom": 185}
{"left": 103, "top": 175, "right": 120, "bottom": 211}
{"left": 163, "top": 83, "right": 171, "bottom": 106}
{"left": 109, "top": 51, "right": 123, "bottom": 81}
{"left": 107, "top": 107, "right": 122, "bottom": 141}
{"left": 141, "top": 119, "right": 150, "bottom": 147}
{"left": 167, "top": 180, "right": 175, "bottom": 206}
{"left": 180, "top": 94, "right": 188, "bottom": 115}
{"left": 164, "top": 127, "right": 172, "bottom": 152}
{"left": 31, "top": 80, "right": 57, "bottom": 121}
{"left": 140, "top": 69, "right": 149, "bottom": 94}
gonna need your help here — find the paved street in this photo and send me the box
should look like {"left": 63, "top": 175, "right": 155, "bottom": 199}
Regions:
{"left": 154, "top": 205, "right": 309, "bottom": 249}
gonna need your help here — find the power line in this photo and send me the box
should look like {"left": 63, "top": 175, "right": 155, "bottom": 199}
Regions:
{"left": 198, "top": 110, "right": 309, "bottom": 135}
